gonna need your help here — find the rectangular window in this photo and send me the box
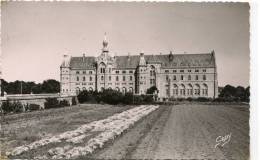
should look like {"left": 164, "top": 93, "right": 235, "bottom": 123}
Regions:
{"left": 166, "top": 75, "right": 169, "bottom": 81}
{"left": 203, "top": 75, "right": 206, "bottom": 80}
{"left": 173, "top": 75, "right": 176, "bottom": 80}
{"left": 165, "top": 70, "right": 169, "bottom": 73}
{"left": 180, "top": 70, "right": 184, "bottom": 73}
{"left": 122, "top": 70, "right": 126, "bottom": 74}
{"left": 109, "top": 76, "right": 111, "bottom": 81}
{"left": 173, "top": 70, "right": 177, "bottom": 73}
{"left": 195, "top": 69, "right": 199, "bottom": 72}
{"left": 196, "top": 75, "right": 199, "bottom": 80}
{"left": 203, "top": 69, "right": 206, "bottom": 72}
{"left": 181, "top": 75, "right": 184, "bottom": 80}
{"left": 188, "top": 70, "right": 191, "bottom": 72}
{"left": 116, "top": 71, "right": 119, "bottom": 74}
{"left": 123, "top": 76, "right": 125, "bottom": 81}
{"left": 89, "top": 71, "right": 93, "bottom": 74}
{"left": 129, "top": 70, "right": 133, "bottom": 73}
{"left": 83, "top": 71, "right": 86, "bottom": 74}
{"left": 130, "top": 76, "right": 132, "bottom": 81}
{"left": 76, "top": 71, "right": 80, "bottom": 74}
{"left": 116, "top": 76, "right": 119, "bottom": 81}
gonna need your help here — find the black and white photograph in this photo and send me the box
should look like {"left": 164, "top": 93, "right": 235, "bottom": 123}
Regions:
{"left": 0, "top": 1, "right": 257, "bottom": 160}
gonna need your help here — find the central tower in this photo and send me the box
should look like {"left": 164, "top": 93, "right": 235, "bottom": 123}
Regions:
{"left": 102, "top": 32, "right": 109, "bottom": 54}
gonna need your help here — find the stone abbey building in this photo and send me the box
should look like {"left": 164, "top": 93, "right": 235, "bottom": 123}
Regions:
{"left": 60, "top": 35, "right": 218, "bottom": 99}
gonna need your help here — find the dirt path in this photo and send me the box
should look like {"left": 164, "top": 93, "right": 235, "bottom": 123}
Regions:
{"left": 91, "top": 104, "right": 249, "bottom": 160}
{"left": 140, "top": 104, "right": 249, "bottom": 160}
{"left": 89, "top": 105, "right": 172, "bottom": 159}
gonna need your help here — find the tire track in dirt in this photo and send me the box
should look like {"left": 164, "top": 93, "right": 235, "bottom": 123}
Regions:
{"left": 88, "top": 105, "right": 171, "bottom": 159}
{"left": 129, "top": 105, "right": 172, "bottom": 159}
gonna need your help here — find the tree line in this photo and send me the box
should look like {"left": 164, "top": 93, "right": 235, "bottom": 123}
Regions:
{"left": 218, "top": 85, "right": 250, "bottom": 102}
{"left": 0, "top": 79, "right": 60, "bottom": 95}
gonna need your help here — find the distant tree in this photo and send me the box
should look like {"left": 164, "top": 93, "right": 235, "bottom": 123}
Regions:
{"left": 245, "top": 86, "right": 250, "bottom": 102}
{"left": 41, "top": 79, "right": 60, "bottom": 93}
{"left": 235, "top": 86, "right": 246, "bottom": 101}
{"left": 219, "top": 84, "right": 250, "bottom": 102}
{"left": 1, "top": 79, "right": 60, "bottom": 94}
{"left": 146, "top": 86, "right": 158, "bottom": 94}
{"left": 219, "top": 85, "right": 237, "bottom": 98}
{"left": 31, "top": 83, "right": 42, "bottom": 94}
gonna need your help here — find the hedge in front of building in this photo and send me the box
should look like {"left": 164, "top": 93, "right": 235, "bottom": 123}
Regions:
{"left": 77, "top": 89, "right": 155, "bottom": 105}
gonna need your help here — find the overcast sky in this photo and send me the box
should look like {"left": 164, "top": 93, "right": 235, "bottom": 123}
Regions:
{"left": 1, "top": 2, "right": 249, "bottom": 87}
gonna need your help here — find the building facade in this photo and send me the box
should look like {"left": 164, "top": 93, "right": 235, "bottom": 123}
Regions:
{"left": 60, "top": 35, "right": 218, "bottom": 99}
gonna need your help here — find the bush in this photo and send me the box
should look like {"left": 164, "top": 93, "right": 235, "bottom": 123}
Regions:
{"left": 1, "top": 100, "right": 12, "bottom": 113}
{"left": 72, "top": 96, "right": 77, "bottom": 105}
{"left": 44, "top": 98, "right": 60, "bottom": 109}
{"left": 143, "top": 95, "right": 154, "bottom": 103}
{"left": 59, "top": 99, "right": 70, "bottom": 107}
{"left": 101, "top": 89, "right": 124, "bottom": 105}
{"left": 28, "top": 103, "right": 41, "bottom": 111}
{"left": 76, "top": 89, "right": 157, "bottom": 105}
{"left": 11, "top": 101, "right": 24, "bottom": 113}
{"left": 122, "top": 92, "right": 134, "bottom": 104}
{"left": 77, "top": 90, "right": 97, "bottom": 103}
{"left": 196, "top": 97, "right": 211, "bottom": 102}
{"left": 1, "top": 100, "right": 24, "bottom": 113}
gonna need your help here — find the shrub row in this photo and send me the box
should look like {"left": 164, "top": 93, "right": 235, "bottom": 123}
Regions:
{"left": 77, "top": 89, "right": 155, "bottom": 105}
{"left": 1, "top": 101, "right": 42, "bottom": 113}
{"left": 44, "top": 98, "right": 71, "bottom": 109}
{"left": 1, "top": 98, "right": 75, "bottom": 114}
{"left": 167, "top": 97, "right": 247, "bottom": 102}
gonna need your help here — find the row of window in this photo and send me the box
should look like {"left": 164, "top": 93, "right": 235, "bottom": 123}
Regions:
{"left": 76, "top": 75, "right": 134, "bottom": 82}
{"left": 76, "top": 76, "right": 93, "bottom": 81}
{"left": 100, "top": 68, "right": 134, "bottom": 74}
{"left": 169, "top": 88, "right": 208, "bottom": 96}
{"left": 165, "top": 69, "right": 207, "bottom": 73}
{"left": 75, "top": 75, "right": 206, "bottom": 82}
{"left": 76, "top": 82, "right": 94, "bottom": 85}
{"left": 73, "top": 69, "right": 207, "bottom": 75}
{"left": 166, "top": 75, "right": 207, "bottom": 81}
{"left": 74, "top": 87, "right": 134, "bottom": 94}
{"left": 76, "top": 71, "right": 94, "bottom": 74}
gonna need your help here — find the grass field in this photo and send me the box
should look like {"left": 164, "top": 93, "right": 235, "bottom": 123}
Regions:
{"left": 0, "top": 104, "right": 133, "bottom": 157}
{"left": 1, "top": 103, "right": 249, "bottom": 160}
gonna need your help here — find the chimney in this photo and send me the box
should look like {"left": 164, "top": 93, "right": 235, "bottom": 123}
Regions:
{"left": 83, "top": 53, "right": 85, "bottom": 62}
{"left": 169, "top": 51, "right": 174, "bottom": 61}
{"left": 127, "top": 52, "right": 130, "bottom": 61}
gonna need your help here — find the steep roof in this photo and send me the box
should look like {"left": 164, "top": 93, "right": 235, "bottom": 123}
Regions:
{"left": 69, "top": 57, "right": 96, "bottom": 69}
{"left": 67, "top": 53, "right": 215, "bottom": 69}
{"left": 115, "top": 53, "right": 215, "bottom": 69}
